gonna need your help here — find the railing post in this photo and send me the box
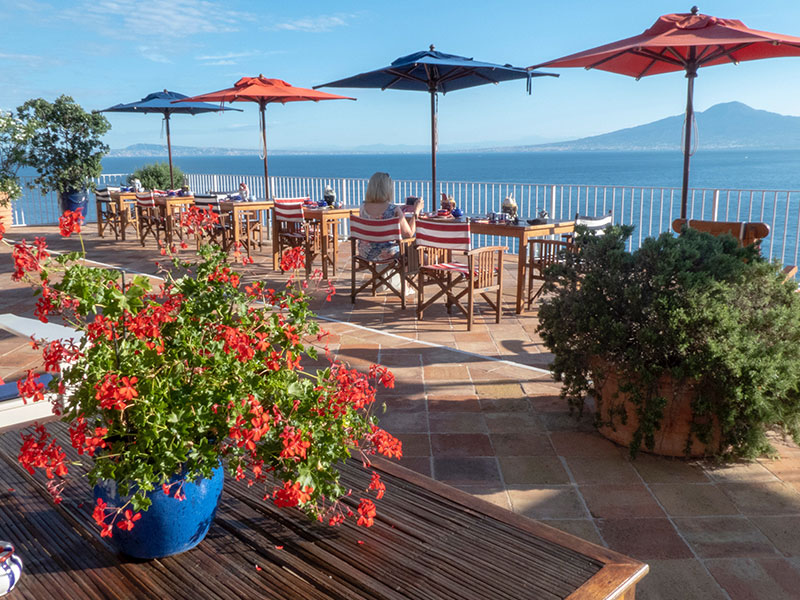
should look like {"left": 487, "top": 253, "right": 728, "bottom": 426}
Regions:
{"left": 549, "top": 185, "right": 557, "bottom": 218}
{"left": 711, "top": 189, "right": 720, "bottom": 221}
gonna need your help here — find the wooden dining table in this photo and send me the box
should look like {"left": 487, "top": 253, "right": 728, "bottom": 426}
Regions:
{"left": 271, "top": 205, "right": 357, "bottom": 279}
{"left": 216, "top": 199, "right": 274, "bottom": 257}
{"left": 0, "top": 421, "right": 648, "bottom": 600}
{"left": 470, "top": 219, "right": 575, "bottom": 314}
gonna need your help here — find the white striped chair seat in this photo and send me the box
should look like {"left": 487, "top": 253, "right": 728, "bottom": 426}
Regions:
{"left": 415, "top": 219, "right": 471, "bottom": 252}
{"left": 95, "top": 187, "right": 120, "bottom": 201}
{"left": 274, "top": 198, "right": 307, "bottom": 222}
{"left": 350, "top": 215, "right": 403, "bottom": 245}
{"left": 424, "top": 262, "right": 470, "bottom": 275}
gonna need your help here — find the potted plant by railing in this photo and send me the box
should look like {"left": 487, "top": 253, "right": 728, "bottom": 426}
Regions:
{"left": 129, "top": 162, "right": 185, "bottom": 191}
{"left": 0, "top": 109, "right": 35, "bottom": 227}
{"left": 538, "top": 225, "right": 800, "bottom": 459}
{"left": 6, "top": 208, "right": 401, "bottom": 559}
{"left": 17, "top": 95, "right": 110, "bottom": 216}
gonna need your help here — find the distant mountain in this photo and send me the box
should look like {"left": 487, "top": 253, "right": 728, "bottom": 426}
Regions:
{"left": 501, "top": 102, "right": 800, "bottom": 152}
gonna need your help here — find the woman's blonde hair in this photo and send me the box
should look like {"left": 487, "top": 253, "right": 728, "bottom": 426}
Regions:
{"left": 365, "top": 172, "right": 394, "bottom": 204}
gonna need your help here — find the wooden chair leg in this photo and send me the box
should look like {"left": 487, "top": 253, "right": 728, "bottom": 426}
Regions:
{"left": 467, "top": 284, "right": 474, "bottom": 331}
{"left": 417, "top": 272, "right": 425, "bottom": 321}
{"left": 351, "top": 246, "right": 357, "bottom": 304}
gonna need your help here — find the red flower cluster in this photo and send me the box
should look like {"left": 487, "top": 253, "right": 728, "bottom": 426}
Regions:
{"left": 280, "top": 246, "right": 305, "bottom": 272}
{"left": 18, "top": 424, "right": 67, "bottom": 481}
{"left": 357, "top": 498, "right": 377, "bottom": 527}
{"left": 11, "top": 237, "right": 48, "bottom": 281}
{"left": 179, "top": 206, "right": 219, "bottom": 235}
{"left": 58, "top": 209, "right": 82, "bottom": 237}
{"left": 17, "top": 370, "right": 45, "bottom": 404}
{"left": 94, "top": 374, "right": 138, "bottom": 411}
{"left": 69, "top": 416, "right": 108, "bottom": 457}
{"left": 273, "top": 480, "right": 314, "bottom": 508}
{"left": 208, "top": 266, "right": 240, "bottom": 288}
{"left": 279, "top": 425, "right": 311, "bottom": 460}
{"left": 368, "top": 427, "right": 403, "bottom": 460}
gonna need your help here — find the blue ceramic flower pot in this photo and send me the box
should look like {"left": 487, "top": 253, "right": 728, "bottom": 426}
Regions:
{"left": 59, "top": 189, "right": 88, "bottom": 219}
{"left": 93, "top": 464, "right": 224, "bottom": 559}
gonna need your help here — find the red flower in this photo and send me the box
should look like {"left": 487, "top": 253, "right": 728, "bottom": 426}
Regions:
{"left": 117, "top": 509, "right": 141, "bottom": 531}
{"left": 58, "top": 209, "right": 83, "bottom": 237}
{"left": 368, "top": 472, "right": 386, "bottom": 499}
{"left": 356, "top": 498, "right": 377, "bottom": 527}
{"left": 17, "top": 370, "right": 45, "bottom": 404}
{"left": 94, "top": 373, "right": 138, "bottom": 411}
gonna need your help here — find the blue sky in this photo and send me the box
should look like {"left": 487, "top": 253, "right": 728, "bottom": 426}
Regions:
{"left": 2, "top": 0, "right": 800, "bottom": 152}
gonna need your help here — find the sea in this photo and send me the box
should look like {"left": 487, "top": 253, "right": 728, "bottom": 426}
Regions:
{"left": 101, "top": 149, "right": 800, "bottom": 191}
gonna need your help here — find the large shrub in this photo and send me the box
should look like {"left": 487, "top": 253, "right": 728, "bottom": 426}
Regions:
{"left": 538, "top": 225, "right": 800, "bottom": 459}
{"left": 129, "top": 162, "right": 184, "bottom": 190}
{"left": 17, "top": 96, "right": 110, "bottom": 194}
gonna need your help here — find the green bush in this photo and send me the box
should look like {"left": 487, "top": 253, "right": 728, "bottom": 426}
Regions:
{"left": 129, "top": 162, "right": 184, "bottom": 191}
{"left": 537, "top": 225, "right": 800, "bottom": 459}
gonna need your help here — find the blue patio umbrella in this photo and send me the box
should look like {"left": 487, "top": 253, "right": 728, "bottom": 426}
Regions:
{"left": 100, "top": 90, "right": 241, "bottom": 189}
{"left": 316, "top": 46, "right": 557, "bottom": 210}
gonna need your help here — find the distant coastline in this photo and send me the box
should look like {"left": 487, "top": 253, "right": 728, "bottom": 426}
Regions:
{"left": 109, "top": 102, "right": 800, "bottom": 157}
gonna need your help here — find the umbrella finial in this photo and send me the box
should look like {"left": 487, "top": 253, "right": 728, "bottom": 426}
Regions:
{"left": 691, "top": 5, "right": 698, "bottom": 14}
{"left": 430, "top": 44, "right": 435, "bottom": 51}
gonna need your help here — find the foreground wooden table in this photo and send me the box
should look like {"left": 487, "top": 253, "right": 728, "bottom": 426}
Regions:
{"left": 470, "top": 220, "right": 575, "bottom": 314}
{"left": 0, "top": 423, "right": 646, "bottom": 599}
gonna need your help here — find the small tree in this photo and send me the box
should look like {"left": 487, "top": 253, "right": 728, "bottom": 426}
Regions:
{"left": 0, "top": 110, "right": 35, "bottom": 204}
{"left": 18, "top": 96, "right": 110, "bottom": 194}
{"left": 129, "top": 162, "right": 184, "bottom": 191}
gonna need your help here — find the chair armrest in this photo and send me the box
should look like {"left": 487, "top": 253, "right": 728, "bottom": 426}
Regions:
{"left": 782, "top": 265, "right": 798, "bottom": 283}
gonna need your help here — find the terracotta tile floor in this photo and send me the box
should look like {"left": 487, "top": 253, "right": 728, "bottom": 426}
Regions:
{"left": 2, "top": 225, "right": 800, "bottom": 599}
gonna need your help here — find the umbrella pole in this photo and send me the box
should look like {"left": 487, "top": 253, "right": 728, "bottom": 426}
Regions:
{"left": 430, "top": 89, "right": 438, "bottom": 213}
{"left": 681, "top": 63, "right": 697, "bottom": 220}
{"left": 260, "top": 101, "right": 270, "bottom": 200}
{"left": 165, "top": 113, "right": 174, "bottom": 190}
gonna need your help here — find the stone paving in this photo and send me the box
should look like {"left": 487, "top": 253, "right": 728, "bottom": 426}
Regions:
{"left": 2, "top": 225, "right": 800, "bottom": 599}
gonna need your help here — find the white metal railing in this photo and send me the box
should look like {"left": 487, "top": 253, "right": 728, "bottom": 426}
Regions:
{"left": 11, "top": 173, "right": 800, "bottom": 268}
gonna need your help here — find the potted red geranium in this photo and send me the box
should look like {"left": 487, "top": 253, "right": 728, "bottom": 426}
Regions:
{"left": 6, "top": 207, "right": 401, "bottom": 559}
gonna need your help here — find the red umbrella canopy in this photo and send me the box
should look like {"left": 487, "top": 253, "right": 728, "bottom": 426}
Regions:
{"left": 530, "top": 7, "right": 800, "bottom": 219}
{"left": 531, "top": 9, "right": 800, "bottom": 78}
{"left": 177, "top": 76, "right": 354, "bottom": 199}
{"left": 178, "top": 75, "right": 355, "bottom": 105}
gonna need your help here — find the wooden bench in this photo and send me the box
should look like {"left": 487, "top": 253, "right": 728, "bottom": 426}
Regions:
{"left": 671, "top": 218, "right": 770, "bottom": 248}
{"left": 0, "top": 422, "right": 647, "bottom": 599}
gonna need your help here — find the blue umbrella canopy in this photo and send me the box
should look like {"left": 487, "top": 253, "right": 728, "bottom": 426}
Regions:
{"left": 316, "top": 46, "right": 557, "bottom": 205}
{"left": 100, "top": 90, "right": 241, "bottom": 188}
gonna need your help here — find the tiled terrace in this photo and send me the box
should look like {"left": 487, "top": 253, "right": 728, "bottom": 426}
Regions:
{"left": 2, "top": 226, "right": 800, "bottom": 599}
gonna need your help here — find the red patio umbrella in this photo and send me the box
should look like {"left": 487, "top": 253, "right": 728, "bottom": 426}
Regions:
{"left": 530, "top": 7, "right": 800, "bottom": 218}
{"left": 176, "top": 76, "right": 354, "bottom": 199}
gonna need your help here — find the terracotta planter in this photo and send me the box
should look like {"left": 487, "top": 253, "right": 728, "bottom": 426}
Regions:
{"left": 591, "top": 359, "right": 721, "bottom": 457}
{"left": 0, "top": 193, "right": 12, "bottom": 227}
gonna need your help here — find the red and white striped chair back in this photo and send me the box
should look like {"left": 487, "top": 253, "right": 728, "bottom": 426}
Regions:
{"left": 136, "top": 192, "right": 164, "bottom": 208}
{"left": 350, "top": 215, "right": 403, "bottom": 244}
{"left": 274, "top": 198, "right": 307, "bottom": 223}
{"left": 415, "top": 219, "right": 471, "bottom": 252}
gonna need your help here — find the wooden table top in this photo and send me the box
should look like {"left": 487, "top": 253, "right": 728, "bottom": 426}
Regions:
{"left": 0, "top": 422, "right": 646, "bottom": 600}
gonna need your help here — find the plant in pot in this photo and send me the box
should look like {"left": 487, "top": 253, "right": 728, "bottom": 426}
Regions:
{"left": 129, "top": 162, "right": 185, "bottom": 191}
{"left": 0, "top": 109, "right": 35, "bottom": 227}
{"left": 16, "top": 95, "right": 110, "bottom": 217}
{"left": 537, "top": 225, "right": 800, "bottom": 459}
{"left": 7, "top": 207, "right": 400, "bottom": 559}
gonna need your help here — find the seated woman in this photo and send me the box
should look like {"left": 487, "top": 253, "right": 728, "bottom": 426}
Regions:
{"left": 358, "top": 172, "right": 421, "bottom": 261}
